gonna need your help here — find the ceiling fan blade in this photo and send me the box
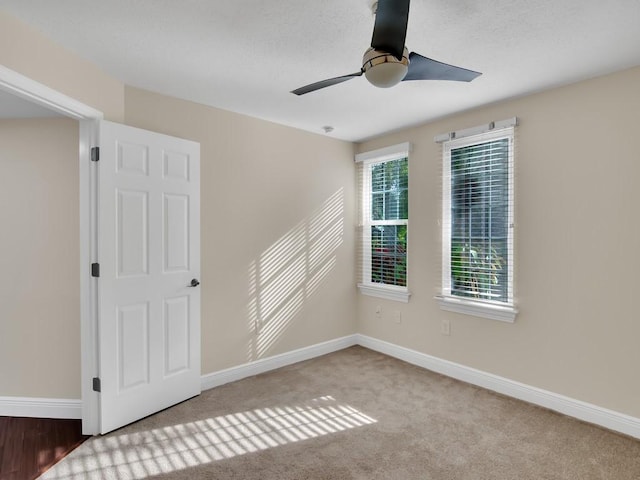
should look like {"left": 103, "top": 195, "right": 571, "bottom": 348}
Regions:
{"left": 291, "top": 72, "right": 363, "bottom": 96}
{"left": 403, "top": 52, "right": 482, "bottom": 82}
{"left": 371, "top": 0, "right": 410, "bottom": 60}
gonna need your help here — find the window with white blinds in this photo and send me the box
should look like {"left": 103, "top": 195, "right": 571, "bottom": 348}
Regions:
{"left": 356, "top": 143, "right": 410, "bottom": 302}
{"left": 441, "top": 127, "right": 515, "bottom": 319}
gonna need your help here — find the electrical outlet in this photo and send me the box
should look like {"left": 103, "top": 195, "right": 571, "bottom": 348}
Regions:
{"left": 375, "top": 306, "right": 382, "bottom": 319}
{"left": 393, "top": 311, "right": 402, "bottom": 324}
{"left": 441, "top": 319, "right": 451, "bottom": 336}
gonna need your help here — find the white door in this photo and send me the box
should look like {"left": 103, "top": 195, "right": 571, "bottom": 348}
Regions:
{"left": 97, "top": 120, "right": 200, "bottom": 434}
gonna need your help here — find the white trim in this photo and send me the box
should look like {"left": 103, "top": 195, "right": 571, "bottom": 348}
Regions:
{"left": 435, "top": 117, "right": 518, "bottom": 143}
{"left": 441, "top": 126, "right": 516, "bottom": 315}
{"left": 358, "top": 283, "right": 410, "bottom": 302}
{"left": 8, "top": 335, "right": 640, "bottom": 440}
{"left": 0, "top": 65, "right": 103, "bottom": 120}
{"left": 0, "top": 65, "right": 103, "bottom": 435}
{"left": 355, "top": 141, "right": 412, "bottom": 163}
{"left": 356, "top": 334, "right": 640, "bottom": 439}
{"left": 436, "top": 295, "right": 516, "bottom": 322}
{"left": 357, "top": 145, "right": 410, "bottom": 293}
{"left": 80, "top": 119, "right": 101, "bottom": 435}
{"left": 201, "top": 335, "right": 358, "bottom": 391}
{"left": 0, "top": 396, "right": 82, "bottom": 419}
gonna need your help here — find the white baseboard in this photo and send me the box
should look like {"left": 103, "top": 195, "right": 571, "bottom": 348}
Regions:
{"left": 356, "top": 334, "right": 640, "bottom": 440}
{"left": 201, "top": 334, "right": 358, "bottom": 391}
{"left": 4, "top": 336, "right": 359, "bottom": 421}
{"left": 8, "top": 333, "right": 639, "bottom": 440}
{"left": 0, "top": 396, "right": 82, "bottom": 419}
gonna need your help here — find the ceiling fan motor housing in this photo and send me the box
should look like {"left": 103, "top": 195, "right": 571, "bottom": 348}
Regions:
{"left": 362, "top": 47, "right": 410, "bottom": 88}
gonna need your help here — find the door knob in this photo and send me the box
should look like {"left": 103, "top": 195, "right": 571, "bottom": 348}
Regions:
{"left": 189, "top": 278, "right": 200, "bottom": 287}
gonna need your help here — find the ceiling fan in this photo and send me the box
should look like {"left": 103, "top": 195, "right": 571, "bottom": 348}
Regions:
{"left": 291, "top": 0, "right": 481, "bottom": 95}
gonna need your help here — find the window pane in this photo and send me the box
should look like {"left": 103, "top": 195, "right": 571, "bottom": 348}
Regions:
{"left": 371, "top": 192, "right": 384, "bottom": 221}
{"left": 450, "top": 239, "right": 507, "bottom": 300}
{"left": 371, "top": 224, "right": 407, "bottom": 287}
{"left": 450, "top": 139, "right": 509, "bottom": 302}
{"left": 371, "top": 158, "right": 408, "bottom": 221}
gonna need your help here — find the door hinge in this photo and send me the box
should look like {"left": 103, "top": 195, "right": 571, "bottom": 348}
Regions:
{"left": 91, "top": 146, "right": 100, "bottom": 162}
{"left": 92, "top": 377, "right": 101, "bottom": 392}
{"left": 91, "top": 263, "right": 100, "bottom": 278}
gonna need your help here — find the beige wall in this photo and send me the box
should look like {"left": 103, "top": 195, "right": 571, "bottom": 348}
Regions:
{"left": 0, "top": 87, "right": 356, "bottom": 398}
{"left": 356, "top": 66, "right": 640, "bottom": 418}
{"left": 3, "top": 5, "right": 639, "bottom": 423}
{"left": 0, "top": 118, "right": 81, "bottom": 398}
{"left": 0, "top": 9, "right": 356, "bottom": 398}
{"left": 0, "top": 11, "right": 125, "bottom": 121}
{"left": 124, "top": 87, "right": 357, "bottom": 374}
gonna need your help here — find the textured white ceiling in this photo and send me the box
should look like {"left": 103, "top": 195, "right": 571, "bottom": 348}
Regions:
{"left": 1, "top": 0, "right": 640, "bottom": 141}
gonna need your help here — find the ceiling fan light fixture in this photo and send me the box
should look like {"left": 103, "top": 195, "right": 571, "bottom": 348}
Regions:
{"left": 291, "top": 0, "right": 481, "bottom": 96}
{"left": 362, "top": 47, "right": 409, "bottom": 88}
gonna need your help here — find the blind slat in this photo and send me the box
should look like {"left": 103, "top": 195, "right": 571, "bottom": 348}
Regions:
{"left": 358, "top": 153, "right": 409, "bottom": 289}
{"left": 442, "top": 128, "right": 514, "bottom": 305}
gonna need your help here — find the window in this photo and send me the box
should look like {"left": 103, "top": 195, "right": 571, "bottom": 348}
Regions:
{"left": 356, "top": 143, "right": 410, "bottom": 302}
{"left": 439, "top": 125, "right": 516, "bottom": 321}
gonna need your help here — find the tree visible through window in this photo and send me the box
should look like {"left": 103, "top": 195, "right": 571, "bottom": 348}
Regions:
{"left": 443, "top": 129, "right": 514, "bottom": 306}
{"left": 356, "top": 142, "right": 410, "bottom": 302}
{"left": 451, "top": 139, "right": 509, "bottom": 301}
{"left": 369, "top": 158, "right": 408, "bottom": 287}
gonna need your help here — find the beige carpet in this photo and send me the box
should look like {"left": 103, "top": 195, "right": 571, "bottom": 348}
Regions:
{"left": 40, "top": 346, "right": 640, "bottom": 479}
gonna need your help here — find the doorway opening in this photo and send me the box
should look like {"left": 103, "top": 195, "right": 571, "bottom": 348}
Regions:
{"left": 0, "top": 64, "right": 103, "bottom": 434}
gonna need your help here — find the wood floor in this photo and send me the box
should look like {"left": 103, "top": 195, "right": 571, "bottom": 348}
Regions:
{"left": 0, "top": 417, "right": 88, "bottom": 480}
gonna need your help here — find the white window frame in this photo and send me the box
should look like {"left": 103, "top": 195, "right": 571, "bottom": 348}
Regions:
{"left": 356, "top": 142, "right": 411, "bottom": 303}
{"left": 437, "top": 126, "right": 517, "bottom": 322}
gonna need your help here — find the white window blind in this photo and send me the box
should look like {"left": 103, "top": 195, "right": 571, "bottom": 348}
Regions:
{"left": 356, "top": 143, "right": 410, "bottom": 302}
{"left": 440, "top": 126, "right": 516, "bottom": 320}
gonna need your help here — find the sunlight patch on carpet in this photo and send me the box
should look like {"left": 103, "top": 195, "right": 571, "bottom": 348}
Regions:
{"left": 41, "top": 395, "right": 376, "bottom": 480}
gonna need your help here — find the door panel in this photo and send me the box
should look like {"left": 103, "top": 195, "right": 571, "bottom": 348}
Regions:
{"left": 164, "top": 295, "right": 190, "bottom": 375}
{"left": 117, "top": 302, "right": 150, "bottom": 390}
{"left": 163, "top": 150, "right": 190, "bottom": 180}
{"left": 98, "top": 120, "right": 200, "bottom": 434}
{"left": 117, "top": 142, "right": 149, "bottom": 175}
{"left": 117, "top": 190, "right": 149, "bottom": 277}
{"left": 164, "top": 193, "right": 190, "bottom": 272}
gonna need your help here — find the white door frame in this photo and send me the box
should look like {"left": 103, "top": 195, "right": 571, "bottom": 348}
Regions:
{"left": 0, "top": 65, "right": 104, "bottom": 434}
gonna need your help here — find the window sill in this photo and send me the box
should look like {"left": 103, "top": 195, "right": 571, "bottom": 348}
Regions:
{"left": 435, "top": 295, "right": 517, "bottom": 323}
{"left": 358, "top": 283, "right": 410, "bottom": 303}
